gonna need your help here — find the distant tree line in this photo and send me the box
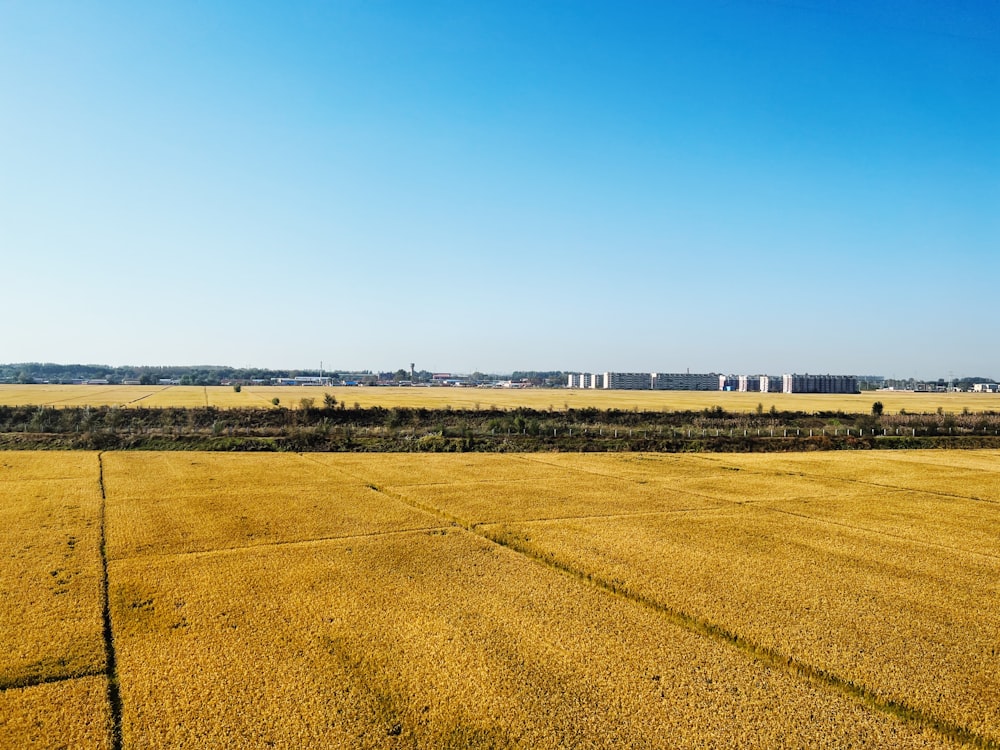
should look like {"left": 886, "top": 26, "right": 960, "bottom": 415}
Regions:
{"left": 0, "top": 363, "right": 570, "bottom": 387}
{"left": 0, "top": 363, "right": 294, "bottom": 385}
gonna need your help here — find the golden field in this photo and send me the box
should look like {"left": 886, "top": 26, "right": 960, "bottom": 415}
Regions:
{"left": 4, "top": 449, "right": 1000, "bottom": 747}
{"left": 0, "top": 453, "right": 106, "bottom": 688}
{"left": 0, "top": 452, "right": 112, "bottom": 747}
{"left": 3, "top": 382, "right": 1000, "bottom": 413}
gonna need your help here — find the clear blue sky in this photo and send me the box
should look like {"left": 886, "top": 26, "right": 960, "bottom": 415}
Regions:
{"left": 2, "top": 1, "right": 997, "bottom": 378}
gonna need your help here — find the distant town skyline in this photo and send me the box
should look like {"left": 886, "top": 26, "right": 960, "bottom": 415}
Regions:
{"left": 2, "top": 361, "right": 996, "bottom": 386}
{"left": 2, "top": 2, "right": 996, "bottom": 379}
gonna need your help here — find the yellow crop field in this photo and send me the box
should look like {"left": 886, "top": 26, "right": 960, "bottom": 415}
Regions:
{"left": 0, "top": 675, "right": 111, "bottom": 749}
{"left": 0, "top": 385, "right": 163, "bottom": 408}
{"left": 109, "top": 528, "right": 952, "bottom": 749}
{"left": 3, "top": 382, "right": 1000, "bottom": 413}
{"left": 0, "top": 452, "right": 111, "bottom": 749}
{"left": 102, "top": 452, "right": 438, "bottom": 558}
{"left": 4, "top": 448, "right": 999, "bottom": 747}
{"left": 0, "top": 453, "right": 106, "bottom": 688}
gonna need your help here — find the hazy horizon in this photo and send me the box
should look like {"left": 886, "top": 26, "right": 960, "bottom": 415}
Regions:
{"left": 3, "top": 2, "right": 997, "bottom": 378}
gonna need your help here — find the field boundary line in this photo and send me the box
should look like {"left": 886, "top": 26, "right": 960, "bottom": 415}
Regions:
{"left": 512, "top": 453, "right": 698, "bottom": 482}
{"left": 520, "top": 453, "right": 1000, "bottom": 559}
{"left": 107, "top": 525, "right": 451, "bottom": 566}
{"left": 685, "top": 453, "right": 1000, "bottom": 507}
{"left": 752, "top": 503, "right": 1000, "bottom": 562}
{"left": 245, "top": 388, "right": 282, "bottom": 407}
{"left": 470, "top": 506, "right": 726, "bottom": 527}
{"left": 361, "top": 477, "right": 999, "bottom": 750}
{"left": 0, "top": 667, "right": 106, "bottom": 694}
{"left": 121, "top": 386, "right": 170, "bottom": 407}
{"left": 510, "top": 453, "right": 773, "bottom": 510}
{"left": 376, "top": 476, "right": 574, "bottom": 489}
{"left": 793, "top": 471, "right": 1000, "bottom": 506}
{"left": 97, "top": 452, "right": 123, "bottom": 750}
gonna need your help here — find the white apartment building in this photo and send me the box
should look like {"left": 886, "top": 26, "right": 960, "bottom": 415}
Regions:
{"left": 781, "top": 374, "right": 859, "bottom": 394}
{"left": 652, "top": 372, "right": 719, "bottom": 391}
{"left": 606, "top": 372, "right": 654, "bottom": 390}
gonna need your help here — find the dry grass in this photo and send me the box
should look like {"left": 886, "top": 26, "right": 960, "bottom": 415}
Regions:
{"left": 0, "top": 452, "right": 105, "bottom": 690}
{"left": 0, "top": 675, "right": 111, "bottom": 749}
{"left": 3, "top": 383, "right": 1000, "bottom": 413}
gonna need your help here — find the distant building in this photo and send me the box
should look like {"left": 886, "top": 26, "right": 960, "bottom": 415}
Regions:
{"left": 567, "top": 373, "right": 596, "bottom": 389}
{"left": 652, "top": 372, "right": 719, "bottom": 391}
{"left": 759, "top": 375, "right": 783, "bottom": 393}
{"left": 568, "top": 371, "right": 719, "bottom": 390}
{"left": 569, "top": 369, "right": 860, "bottom": 394}
{"left": 293, "top": 376, "right": 333, "bottom": 386}
{"left": 605, "top": 372, "right": 653, "bottom": 390}
{"left": 781, "top": 374, "right": 859, "bottom": 394}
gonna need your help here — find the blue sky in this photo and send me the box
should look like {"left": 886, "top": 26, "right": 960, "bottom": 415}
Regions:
{"left": 2, "top": 1, "right": 997, "bottom": 377}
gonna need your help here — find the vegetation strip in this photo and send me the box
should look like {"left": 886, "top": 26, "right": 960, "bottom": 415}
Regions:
{"left": 363, "top": 480, "right": 999, "bottom": 749}
{"left": 97, "top": 453, "right": 123, "bottom": 750}
{"left": 5, "top": 403, "right": 1000, "bottom": 453}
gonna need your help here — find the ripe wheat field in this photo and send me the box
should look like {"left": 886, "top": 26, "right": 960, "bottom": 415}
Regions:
{"left": 2, "top": 449, "right": 999, "bottom": 748}
{"left": 3, "top": 383, "right": 1000, "bottom": 414}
